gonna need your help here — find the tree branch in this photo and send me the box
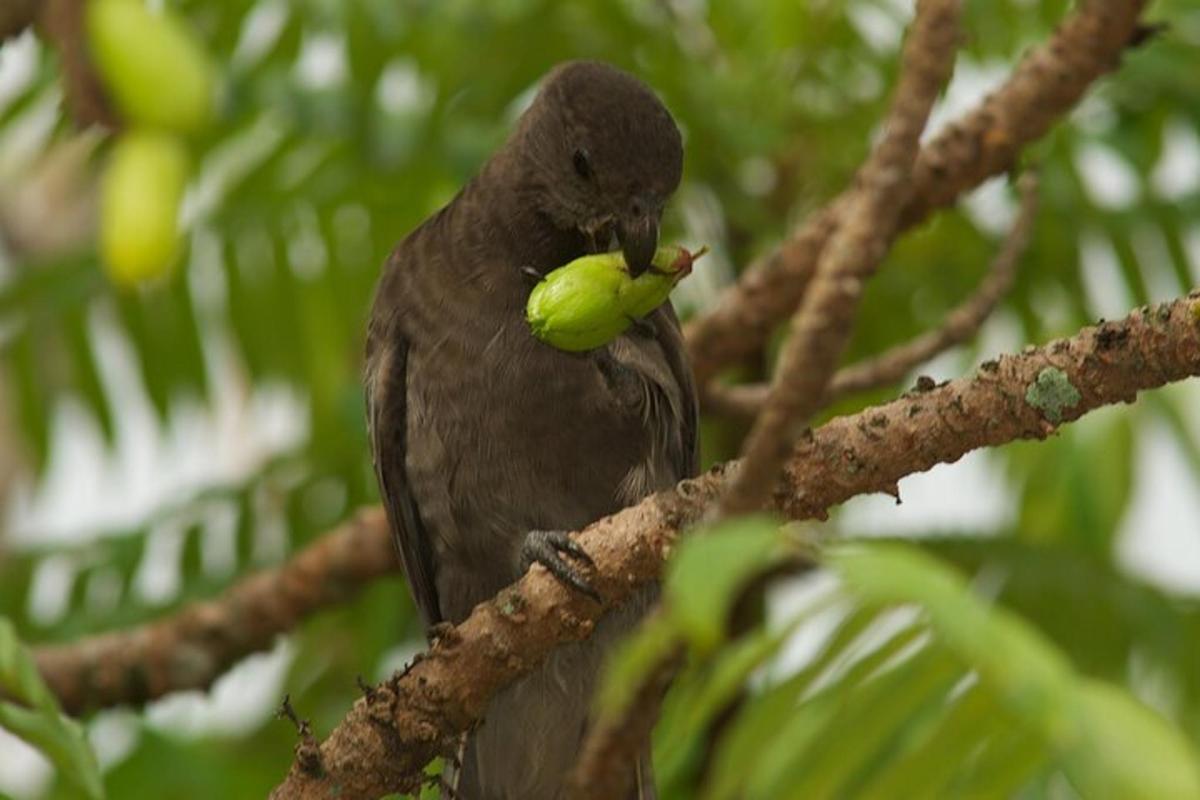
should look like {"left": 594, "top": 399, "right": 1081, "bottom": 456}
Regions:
{"left": 270, "top": 291, "right": 1200, "bottom": 799}
{"left": 707, "top": 171, "right": 1039, "bottom": 419}
{"left": 0, "top": 0, "right": 35, "bottom": 43}
{"left": 720, "top": 0, "right": 961, "bottom": 517}
{"left": 34, "top": 509, "right": 397, "bottom": 715}
{"left": 0, "top": 0, "right": 118, "bottom": 128}
{"left": 567, "top": 6, "right": 962, "bottom": 785}
{"left": 683, "top": 0, "right": 1150, "bottom": 388}
{"left": 567, "top": 635, "right": 684, "bottom": 800}
{"left": 567, "top": 7, "right": 962, "bottom": 783}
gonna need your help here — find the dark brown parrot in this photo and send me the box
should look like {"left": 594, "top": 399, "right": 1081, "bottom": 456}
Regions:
{"left": 365, "top": 60, "right": 698, "bottom": 799}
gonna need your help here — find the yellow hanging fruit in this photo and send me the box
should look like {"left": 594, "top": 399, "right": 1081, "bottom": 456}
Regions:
{"left": 99, "top": 130, "right": 190, "bottom": 288}
{"left": 86, "top": 0, "right": 217, "bottom": 134}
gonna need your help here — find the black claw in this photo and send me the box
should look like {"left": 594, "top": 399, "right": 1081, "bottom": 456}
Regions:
{"left": 521, "top": 530, "right": 601, "bottom": 602}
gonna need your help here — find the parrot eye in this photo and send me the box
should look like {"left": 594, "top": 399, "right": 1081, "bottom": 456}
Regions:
{"left": 572, "top": 148, "right": 592, "bottom": 180}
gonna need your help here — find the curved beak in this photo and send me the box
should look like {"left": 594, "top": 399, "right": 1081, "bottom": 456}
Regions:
{"left": 617, "top": 206, "right": 659, "bottom": 278}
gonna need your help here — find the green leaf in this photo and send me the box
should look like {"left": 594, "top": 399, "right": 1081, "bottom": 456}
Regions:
{"left": 0, "top": 619, "right": 57, "bottom": 712}
{"left": 856, "top": 683, "right": 1023, "bottom": 800}
{"left": 703, "top": 613, "right": 925, "bottom": 800}
{"left": 665, "top": 515, "right": 799, "bottom": 652}
{"left": 761, "top": 646, "right": 963, "bottom": 800}
{"left": 593, "top": 612, "right": 680, "bottom": 719}
{"left": 0, "top": 619, "right": 105, "bottom": 799}
{"left": 832, "top": 542, "right": 1076, "bottom": 724}
{"left": 655, "top": 602, "right": 825, "bottom": 792}
{"left": 1067, "top": 679, "right": 1200, "bottom": 800}
{"left": 831, "top": 543, "right": 1200, "bottom": 799}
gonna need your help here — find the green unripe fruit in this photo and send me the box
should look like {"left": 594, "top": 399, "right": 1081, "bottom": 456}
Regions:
{"left": 99, "top": 130, "right": 190, "bottom": 288}
{"left": 526, "top": 245, "right": 705, "bottom": 352}
{"left": 87, "top": 0, "right": 217, "bottom": 134}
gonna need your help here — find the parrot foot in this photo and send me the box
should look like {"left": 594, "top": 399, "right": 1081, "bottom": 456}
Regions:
{"left": 520, "top": 529, "right": 601, "bottom": 603}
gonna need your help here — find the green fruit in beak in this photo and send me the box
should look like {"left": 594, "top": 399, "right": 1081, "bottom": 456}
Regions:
{"left": 526, "top": 245, "right": 705, "bottom": 352}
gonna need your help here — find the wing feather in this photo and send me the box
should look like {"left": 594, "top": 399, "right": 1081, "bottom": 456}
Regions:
{"left": 366, "top": 333, "right": 443, "bottom": 627}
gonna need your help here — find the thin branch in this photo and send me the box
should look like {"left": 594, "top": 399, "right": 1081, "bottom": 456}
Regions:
{"left": 568, "top": 1, "right": 963, "bottom": 783}
{"left": 566, "top": 634, "right": 684, "bottom": 800}
{"left": 683, "top": 0, "right": 1151, "bottom": 387}
{"left": 707, "top": 171, "right": 1039, "bottom": 419}
{"left": 720, "top": 0, "right": 962, "bottom": 517}
{"left": 271, "top": 291, "right": 1200, "bottom": 799}
{"left": 34, "top": 509, "right": 397, "bottom": 715}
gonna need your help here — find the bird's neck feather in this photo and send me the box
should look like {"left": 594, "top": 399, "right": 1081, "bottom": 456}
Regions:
{"left": 459, "top": 152, "right": 585, "bottom": 274}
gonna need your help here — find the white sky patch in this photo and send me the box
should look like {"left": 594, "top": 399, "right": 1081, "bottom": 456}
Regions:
{"left": 1151, "top": 116, "right": 1200, "bottom": 201}
{"left": 1117, "top": 415, "right": 1200, "bottom": 596}
{"left": 838, "top": 447, "right": 1015, "bottom": 536}
{"left": 88, "top": 710, "right": 141, "bottom": 773}
{"left": 0, "top": 85, "right": 60, "bottom": 180}
{"left": 671, "top": 182, "right": 734, "bottom": 319}
{"left": 847, "top": 3, "right": 906, "bottom": 54}
{"left": 25, "top": 554, "right": 77, "bottom": 627}
{"left": 974, "top": 307, "right": 1028, "bottom": 360}
{"left": 376, "top": 59, "right": 436, "bottom": 116}
{"left": 1027, "top": 281, "right": 1077, "bottom": 335}
{"left": 145, "top": 638, "right": 297, "bottom": 738}
{"left": 963, "top": 175, "right": 1018, "bottom": 237}
{"left": 232, "top": 0, "right": 290, "bottom": 70}
{"left": 737, "top": 156, "right": 778, "bottom": 197}
{"left": 924, "top": 59, "right": 1011, "bottom": 143}
{"left": 1075, "top": 142, "right": 1141, "bottom": 211}
{"left": 1185, "top": 224, "right": 1200, "bottom": 286}
{"left": 0, "top": 31, "right": 38, "bottom": 115}
{"left": 1131, "top": 223, "right": 1183, "bottom": 302}
{"left": 377, "top": 639, "right": 427, "bottom": 682}
{"left": 0, "top": 727, "right": 50, "bottom": 800}
{"left": 845, "top": 59, "right": 884, "bottom": 102}
{"left": 768, "top": 575, "right": 847, "bottom": 679}
{"left": 506, "top": 83, "right": 539, "bottom": 125}
{"left": 1078, "top": 230, "right": 1134, "bottom": 320}
{"left": 182, "top": 113, "right": 289, "bottom": 228}
{"left": 293, "top": 32, "right": 347, "bottom": 90}
{"left": 132, "top": 520, "right": 186, "bottom": 607}
{"left": 1072, "top": 94, "right": 1118, "bottom": 136}
{"left": 4, "top": 301, "right": 308, "bottom": 548}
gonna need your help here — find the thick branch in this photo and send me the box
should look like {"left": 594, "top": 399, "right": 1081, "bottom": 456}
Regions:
{"left": 0, "top": 0, "right": 118, "bottom": 127}
{"left": 272, "top": 292, "right": 1200, "bottom": 799}
{"left": 708, "top": 172, "right": 1038, "bottom": 419}
{"left": 39, "top": 0, "right": 118, "bottom": 129}
{"left": 721, "top": 0, "right": 961, "bottom": 516}
{"left": 0, "top": 0, "right": 35, "bottom": 43}
{"left": 34, "top": 509, "right": 396, "bottom": 716}
{"left": 683, "top": 0, "right": 1149, "bottom": 387}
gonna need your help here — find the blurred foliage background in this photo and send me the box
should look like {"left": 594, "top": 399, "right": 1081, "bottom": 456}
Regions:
{"left": 0, "top": 0, "right": 1199, "bottom": 797}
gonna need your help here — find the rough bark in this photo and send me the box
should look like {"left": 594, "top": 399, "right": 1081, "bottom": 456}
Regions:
{"left": 720, "top": 0, "right": 961, "bottom": 516}
{"left": 270, "top": 292, "right": 1200, "bottom": 799}
{"left": 707, "top": 172, "right": 1039, "bottom": 418}
{"left": 683, "top": 0, "right": 1150, "bottom": 387}
{"left": 34, "top": 510, "right": 396, "bottom": 715}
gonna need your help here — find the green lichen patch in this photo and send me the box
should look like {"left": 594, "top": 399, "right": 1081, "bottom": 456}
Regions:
{"left": 1025, "top": 366, "right": 1081, "bottom": 424}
